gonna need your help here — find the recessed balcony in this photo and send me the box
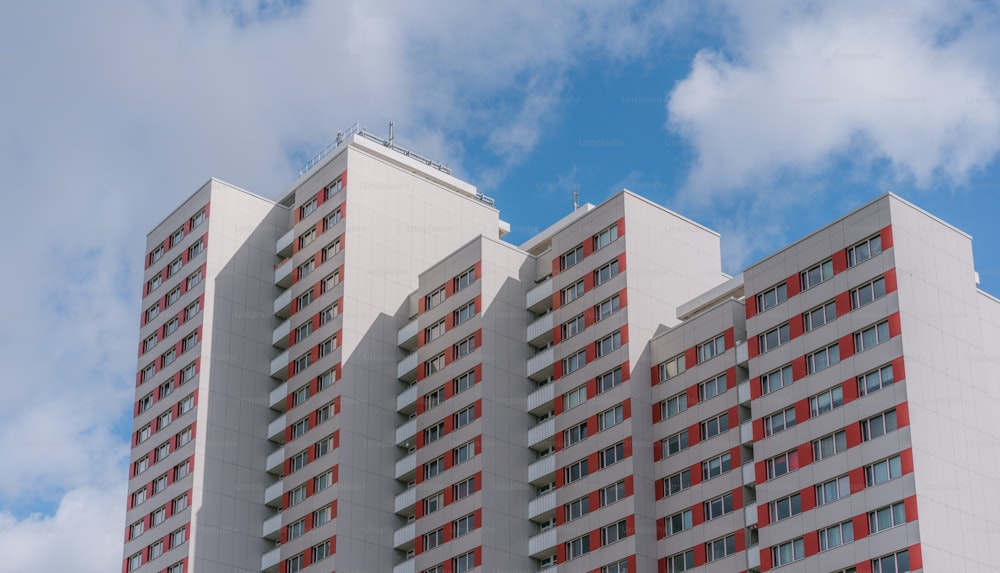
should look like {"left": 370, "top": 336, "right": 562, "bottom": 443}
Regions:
{"left": 263, "top": 480, "right": 282, "bottom": 508}
{"left": 528, "top": 527, "right": 557, "bottom": 558}
{"left": 528, "top": 490, "right": 556, "bottom": 522}
{"left": 397, "top": 351, "right": 418, "bottom": 382}
{"left": 393, "top": 522, "right": 415, "bottom": 550}
{"left": 275, "top": 258, "right": 293, "bottom": 288}
{"left": 528, "top": 454, "right": 556, "bottom": 485}
{"left": 396, "top": 385, "right": 418, "bottom": 415}
{"left": 397, "top": 318, "right": 419, "bottom": 351}
{"left": 527, "top": 383, "right": 556, "bottom": 415}
{"left": 528, "top": 418, "right": 555, "bottom": 451}
{"left": 395, "top": 453, "right": 416, "bottom": 481}
{"left": 269, "top": 382, "right": 288, "bottom": 412}
{"left": 266, "top": 446, "right": 285, "bottom": 475}
{"left": 395, "top": 418, "right": 417, "bottom": 448}
{"left": 267, "top": 415, "right": 286, "bottom": 443}
{"left": 394, "top": 487, "right": 417, "bottom": 515}
{"left": 527, "top": 347, "right": 554, "bottom": 381}
{"left": 269, "top": 350, "right": 289, "bottom": 380}
{"left": 262, "top": 513, "right": 281, "bottom": 540}
{"left": 527, "top": 313, "right": 554, "bottom": 348}
{"left": 272, "top": 319, "right": 290, "bottom": 349}
{"left": 276, "top": 228, "right": 294, "bottom": 258}
{"left": 273, "top": 289, "right": 292, "bottom": 318}
{"left": 526, "top": 278, "right": 553, "bottom": 314}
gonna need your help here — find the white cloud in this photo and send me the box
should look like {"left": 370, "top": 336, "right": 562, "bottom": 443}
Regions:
{"left": 666, "top": 0, "right": 1000, "bottom": 206}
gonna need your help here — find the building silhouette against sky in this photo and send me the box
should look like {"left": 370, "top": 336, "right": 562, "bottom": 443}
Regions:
{"left": 122, "top": 130, "right": 1000, "bottom": 573}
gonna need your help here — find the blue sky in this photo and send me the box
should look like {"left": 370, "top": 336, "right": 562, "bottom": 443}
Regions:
{"left": 1, "top": 0, "right": 999, "bottom": 570}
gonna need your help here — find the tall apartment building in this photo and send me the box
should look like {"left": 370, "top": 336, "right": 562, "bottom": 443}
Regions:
{"left": 122, "top": 130, "right": 1000, "bottom": 573}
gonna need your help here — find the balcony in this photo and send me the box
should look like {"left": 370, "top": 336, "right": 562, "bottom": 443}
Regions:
{"left": 736, "top": 340, "right": 749, "bottom": 366}
{"left": 394, "top": 487, "right": 417, "bottom": 514}
{"left": 745, "top": 503, "right": 758, "bottom": 526}
{"left": 395, "top": 418, "right": 417, "bottom": 448}
{"left": 528, "top": 454, "right": 556, "bottom": 485}
{"left": 262, "top": 513, "right": 281, "bottom": 540}
{"left": 275, "top": 258, "right": 293, "bottom": 288}
{"left": 528, "top": 490, "right": 556, "bottom": 521}
{"left": 527, "top": 383, "right": 555, "bottom": 415}
{"left": 261, "top": 546, "right": 280, "bottom": 572}
{"left": 397, "top": 351, "right": 418, "bottom": 382}
{"left": 526, "top": 313, "right": 554, "bottom": 348}
{"left": 396, "top": 384, "right": 418, "bottom": 415}
{"left": 528, "top": 527, "right": 557, "bottom": 557}
{"left": 276, "top": 228, "right": 294, "bottom": 258}
{"left": 267, "top": 415, "right": 286, "bottom": 443}
{"left": 263, "top": 480, "right": 283, "bottom": 508}
{"left": 393, "top": 522, "right": 415, "bottom": 549}
{"left": 269, "top": 382, "right": 288, "bottom": 411}
{"left": 272, "top": 319, "right": 290, "bottom": 349}
{"left": 742, "top": 462, "right": 755, "bottom": 486}
{"left": 527, "top": 347, "right": 554, "bottom": 381}
{"left": 397, "top": 318, "right": 419, "bottom": 351}
{"left": 747, "top": 548, "right": 761, "bottom": 569}
{"left": 273, "top": 289, "right": 292, "bottom": 318}
{"left": 269, "top": 350, "right": 289, "bottom": 380}
{"left": 266, "top": 447, "right": 285, "bottom": 475}
{"left": 393, "top": 559, "right": 415, "bottom": 573}
{"left": 527, "top": 418, "right": 555, "bottom": 451}
{"left": 738, "top": 380, "right": 751, "bottom": 404}
{"left": 740, "top": 420, "right": 753, "bottom": 445}
{"left": 395, "top": 453, "right": 416, "bottom": 481}
{"left": 526, "top": 278, "right": 553, "bottom": 314}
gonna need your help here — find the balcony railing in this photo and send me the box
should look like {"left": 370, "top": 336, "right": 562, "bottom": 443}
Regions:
{"left": 393, "top": 522, "right": 415, "bottom": 548}
{"left": 394, "top": 487, "right": 417, "bottom": 514}
{"left": 528, "top": 527, "right": 557, "bottom": 557}
{"left": 527, "top": 347, "right": 554, "bottom": 381}
{"left": 528, "top": 454, "right": 556, "bottom": 484}
{"left": 269, "top": 350, "right": 289, "bottom": 379}
{"left": 528, "top": 490, "right": 556, "bottom": 520}
{"left": 266, "top": 446, "right": 285, "bottom": 474}
{"left": 395, "top": 418, "right": 417, "bottom": 447}
{"left": 527, "top": 313, "right": 554, "bottom": 347}
{"left": 397, "top": 318, "right": 419, "bottom": 349}
{"left": 263, "top": 480, "right": 283, "bottom": 507}
{"left": 397, "top": 351, "right": 418, "bottom": 380}
{"left": 526, "top": 278, "right": 553, "bottom": 312}
{"left": 527, "top": 383, "right": 555, "bottom": 414}
{"left": 527, "top": 418, "right": 555, "bottom": 449}
{"left": 267, "top": 415, "right": 286, "bottom": 443}
{"left": 395, "top": 453, "right": 416, "bottom": 480}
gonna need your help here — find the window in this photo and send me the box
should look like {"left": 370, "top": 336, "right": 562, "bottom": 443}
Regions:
{"left": 174, "top": 425, "right": 193, "bottom": 448}
{"left": 852, "top": 276, "right": 887, "bottom": 309}
{"left": 423, "top": 528, "right": 444, "bottom": 551}
{"left": 174, "top": 459, "right": 191, "bottom": 480}
{"left": 295, "top": 321, "right": 313, "bottom": 343}
{"left": 165, "top": 287, "right": 181, "bottom": 307}
{"left": 319, "top": 335, "right": 337, "bottom": 357}
{"left": 858, "top": 364, "right": 894, "bottom": 396}
{"left": 761, "top": 364, "right": 793, "bottom": 394}
{"left": 425, "top": 286, "right": 445, "bottom": 310}
{"left": 562, "top": 349, "right": 587, "bottom": 374}
{"left": 705, "top": 534, "right": 737, "bottom": 562}
{"left": 594, "top": 259, "right": 620, "bottom": 285}
{"left": 454, "top": 300, "right": 476, "bottom": 325}
{"left": 560, "top": 245, "right": 584, "bottom": 270}
{"left": 596, "top": 331, "right": 622, "bottom": 357}
{"left": 453, "top": 440, "right": 475, "bottom": 465}
{"left": 565, "top": 458, "right": 589, "bottom": 483}
{"left": 297, "top": 258, "right": 315, "bottom": 281}
{"left": 658, "top": 353, "right": 688, "bottom": 382}
{"left": 855, "top": 320, "right": 891, "bottom": 352}
{"left": 598, "top": 405, "right": 623, "bottom": 431}
{"left": 700, "top": 412, "right": 729, "bottom": 440}
{"left": 453, "top": 370, "right": 475, "bottom": 395}
{"left": 151, "top": 506, "right": 166, "bottom": 525}
{"left": 187, "top": 238, "right": 204, "bottom": 259}
{"left": 296, "top": 290, "right": 313, "bottom": 311}
{"left": 861, "top": 409, "right": 898, "bottom": 441}
{"left": 320, "top": 304, "right": 338, "bottom": 326}
{"left": 298, "top": 227, "right": 316, "bottom": 249}
{"left": 561, "top": 314, "right": 585, "bottom": 339}
{"left": 167, "top": 563, "right": 184, "bottom": 573}
{"left": 756, "top": 282, "right": 787, "bottom": 312}
{"left": 138, "top": 393, "right": 154, "bottom": 414}
{"left": 600, "top": 480, "right": 626, "bottom": 506}
{"left": 565, "top": 534, "right": 590, "bottom": 559}
{"left": 423, "top": 421, "right": 444, "bottom": 445}
{"left": 801, "top": 259, "right": 834, "bottom": 290}
{"left": 454, "top": 476, "right": 475, "bottom": 500}
{"left": 321, "top": 270, "right": 341, "bottom": 293}
{"left": 150, "top": 245, "right": 165, "bottom": 264}
{"left": 180, "top": 361, "right": 196, "bottom": 383}
{"left": 455, "top": 267, "right": 475, "bottom": 292}
{"left": 662, "top": 430, "right": 688, "bottom": 458}
{"left": 314, "top": 470, "right": 333, "bottom": 493}
{"left": 168, "top": 257, "right": 182, "bottom": 277}
{"left": 565, "top": 495, "right": 589, "bottom": 521}
{"left": 454, "top": 335, "right": 476, "bottom": 359}
{"left": 143, "top": 333, "right": 158, "bottom": 353}
{"left": 812, "top": 430, "right": 847, "bottom": 461}
{"left": 322, "top": 239, "right": 341, "bottom": 262}
{"left": 806, "top": 343, "right": 840, "bottom": 374}
{"left": 184, "top": 299, "right": 200, "bottom": 321}
{"left": 770, "top": 493, "right": 801, "bottom": 522}
{"left": 145, "top": 304, "right": 160, "bottom": 323}
{"left": 764, "top": 406, "right": 796, "bottom": 436}
{"left": 293, "top": 353, "right": 310, "bottom": 374}
{"left": 172, "top": 493, "right": 189, "bottom": 513}
{"left": 702, "top": 452, "right": 732, "bottom": 480}
{"left": 816, "top": 475, "right": 851, "bottom": 506}
{"left": 324, "top": 207, "right": 342, "bottom": 230}
{"left": 453, "top": 513, "right": 475, "bottom": 537}
{"left": 299, "top": 197, "right": 317, "bottom": 219}
{"left": 771, "top": 538, "right": 805, "bottom": 567}
{"left": 594, "top": 224, "right": 619, "bottom": 251}
{"left": 869, "top": 501, "right": 907, "bottom": 533}
{"left": 155, "top": 442, "right": 170, "bottom": 462}
{"left": 848, "top": 234, "right": 883, "bottom": 267}
{"left": 182, "top": 331, "right": 198, "bottom": 352}
{"left": 698, "top": 335, "right": 725, "bottom": 362}
{"left": 134, "top": 456, "right": 149, "bottom": 475}
{"left": 766, "top": 450, "right": 799, "bottom": 479}
{"left": 324, "top": 177, "right": 343, "bottom": 199}
{"left": 312, "top": 540, "right": 330, "bottom": 562}
{"left": 129, "top": 520, "right": 144, "bottom": 540}
{"left": 292, "top": 385, "right": 309, "bottom": 406}
{"left": 424, "top": 353, "right": 444, "bottom": 376}
{"left": 803, "top": 300, "right": 837, "bottom": 332}
{"left": 699, "top": 373, "right": 727, "bottom": 401}
{"left": 819, "top": 520, "right": 854, "bottom": 551}
{"left": 666, "top": 550, "right": 695, "bottom": 573}
{"left": 561, "top": 279, "right": 585, "bottom": 304}
{"left": 454, "top": 405, "right": 475, "bottom": 429}
{"left": 286, "top": 554, "right": 304, "bottom": 573}
{"left": 600, "top": 442, "right": 625, "bottom": 468}
{"left": 423, "top": 492, "right": 443, "bottom": 514}
{"left": 170, "top": 227, "right": 185, "bottom": 247}
{"left": 564, "top": 385, "right": 587, "bottom": 410}
{"left": 161, "top": 346, "right": 177, "bottom": 368}
{"left": 128, "top": 552, "right": 142, "bottom": 571}
{"left": 596, "top": 367, "right": 623, "bottom": 393}
{"left": 289, "top": 450, "right": 308, "bottom": 473}
{"left": 595, "top": 295, "right": 621, "bottom": 322}
{"left": 287, "top": 519, "right": 305, "bottom": 540}
{"left": 810, "top": 386, "right": 844, "bottom": 417}
{"left": 317, "top": 368, "right": 335, "bottom": 390}
{"left": 314, "top": 435, "right": 333, "bottom": 458}
{"left": 424, "top": 457, "right": 445, "bottom": 480}
{"left": 454, "top": 551, "right": 475, "bottom": 573}
{"left": 664, "top": 469, "right": 691, "bottom": 497}
{"left": 288, "top": 485, "right": 306, "bottom": 506}
{"left": 660, "top": 392, "right": 687, "bottom": 420}
{"left": 759, "top": 323, "right": 790, "bottom": 353}
{"left": 147, "top": 274, "right": 162, "bottom": 294}
{"left": 190, "top": 208, "right": 206, "bottom": 229}
{"left": 565, "top": 422, "right": 588, "bottom": 447}
{"left": 602, "top": 558, "right": 629, "bottom": 573}
{"left": 601, "top": 519, "right": 628, "bottom": 545}
{"left": 186, "top": 269, "right": 202, "bottom": 290}
{"left": 425, "top": 320, "right": 445, "bottom": 343}
{"left": 137, "top": 424, "right": 152, "bottom": 444}
{"left": 313, "top": 504, "right": 333, "bottom": 527}
{"left": 871, "top": 550, "right": 910, "bottom": 573}
{"left": 704, "top": 492, "right": 733, "bottom": 520}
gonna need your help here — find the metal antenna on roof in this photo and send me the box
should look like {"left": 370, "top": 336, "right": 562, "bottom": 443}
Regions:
{"left": 388, "top": 121, "right": 395, "bottom": 147}
{"left": 572, "top": 189, "right": 579, "bottom": 210}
